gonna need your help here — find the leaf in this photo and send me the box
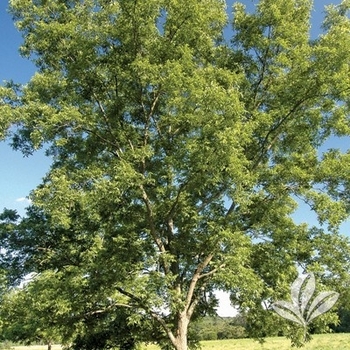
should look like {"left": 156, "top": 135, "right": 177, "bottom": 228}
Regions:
{"left": 306, "top": 291, "right": 339, "bottom": 323}
{"left": 291, "top": 274, "right": 307, "bottom": 306}
{"left": 290, "top": 273, "right": 315, "bottom": 317}
{"left": 272, "top": 301, "right": 304, "bottom": 326}
{"left": 300, "top": 273, "right": 316, "bottom": 316}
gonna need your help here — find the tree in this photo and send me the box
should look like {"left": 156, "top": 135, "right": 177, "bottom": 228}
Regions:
{"left": 1, "top": 0, "right": 350, "bottom": 349}
{"left": 0, "top": 272, "right": 64, "bottom": 350}
{"left": 0, "top": 272, "right": 138, "bottom": 350}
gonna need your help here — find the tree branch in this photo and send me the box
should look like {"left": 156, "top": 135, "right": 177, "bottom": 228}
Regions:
{"left": 185, "top": 253, "right": 214, "bottom": 314}
{"left": 140, "top": 185, "right": 170, "bottom": 274}
{"left": 115, "top": 285, "right": 177, "bottom": 347}
{"left": 91, "top": 92, "right": 124, "bottom": 158}
{"left": 251, "top": 95, "right": 313, "bottom": 170}
{"left": 115, "top": 286, "right": 145, "bottom": 305}
{"left": 83, "top": 303, "right": 132, "bottom": 318}
{"left": 198, "top": 263, "right": 225, "bottom": 280}
{"left": 150, "top": 311, "right": 177, "bottom": 347}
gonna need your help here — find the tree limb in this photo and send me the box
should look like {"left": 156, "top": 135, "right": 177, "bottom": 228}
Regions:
{"left": 185, "top": 253, "right": 214, "bottom": 314}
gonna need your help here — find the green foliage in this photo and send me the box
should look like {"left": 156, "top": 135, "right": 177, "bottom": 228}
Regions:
{"left": 191, "top": 316, "right": 247, "bottom": 341}
{"left": 1, "top": 0, "right": 350, "bottom": 349}
{"left": 67, "top": 308, "right": 141, "bottom": 350}
{"left": 331, "top": 308, "right": 350, "bottom": 333}
{"left": 0, "top": 273, "right": 62, "bottom": 347}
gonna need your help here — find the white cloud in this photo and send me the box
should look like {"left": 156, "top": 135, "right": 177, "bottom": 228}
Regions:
{"left": 15, "top": 197, "right": 32, "bottom": 204}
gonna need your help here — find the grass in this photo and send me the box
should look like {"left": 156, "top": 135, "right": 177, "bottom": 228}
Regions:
{"left": 11, "top": 334, "right": 350, "bottom": 350}
{"left": 13, "top": 347, "right": 62, "bottom": 350}
{"left": 141, "top": 333, "right": 350, "bottom": 350}
{"left": 196, "top": 334, "right": 350, "bottom": 349}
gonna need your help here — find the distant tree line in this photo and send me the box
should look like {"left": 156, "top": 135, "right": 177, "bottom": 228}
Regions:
{"left": 190, "top": 315, "right": 247, "bottom": 341}
{"left": 192, "top": 311, "right": 350, "bottom": 341}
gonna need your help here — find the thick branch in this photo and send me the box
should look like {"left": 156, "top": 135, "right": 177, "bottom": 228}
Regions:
{"left": 186, "top": 263, "right": 225, "bottom": 318}
{"left": 198, "top": 263, "right": 225, "bottom": 280}
{"left": 115, "top": 286, "right": 144, "bottom": 305}
{"left": 83, "top": 303, "right": 132, "bottom": 318}
{"left": 115, "top": 286, "right": 177, "bottom": 346}
{"left": 151, "top": 311, "right": 177, "bottom": 347}
{"left": 185, "top": 253, "right": 214, "bottom": 314}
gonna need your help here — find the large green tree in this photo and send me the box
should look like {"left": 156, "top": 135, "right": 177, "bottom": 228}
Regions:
{"left": 1, "top": 0, "right": 350, "bottom": 349}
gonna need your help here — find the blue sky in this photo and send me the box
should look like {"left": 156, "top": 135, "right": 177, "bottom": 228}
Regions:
{"left": 0, "top": 1, "right": 50, "bottom": 215}
{"left": 0, "top": 0, "right": 348, "bottom": 316}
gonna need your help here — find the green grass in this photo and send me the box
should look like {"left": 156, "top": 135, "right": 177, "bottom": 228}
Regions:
{"left": 197, "top": 334, "right": 350, "bottom": 350}
{"left": 141, "top": 333, "right": 350, "bottom": 349}
{"left": 13, "top": 346, "right": 62, "bottom": 350}
{"left": 11, "top": 334, "right": 350, "bottom": 350}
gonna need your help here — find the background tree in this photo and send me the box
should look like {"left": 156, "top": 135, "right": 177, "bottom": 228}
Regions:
{"left": 0, "top": 209, "right": 166, "bottom": 350}
{"left": 1, "top": 0, "right": 350, "bottom": 349}
{"left": 190, "top": 316, "right": 247, "bottom": 341}
{"left": 0, "top": 272, "right": 64, "bottom": 350}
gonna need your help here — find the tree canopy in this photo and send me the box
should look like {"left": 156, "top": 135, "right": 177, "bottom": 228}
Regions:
{"left": 1, "top": 0, "right": 350, "bottom": 349}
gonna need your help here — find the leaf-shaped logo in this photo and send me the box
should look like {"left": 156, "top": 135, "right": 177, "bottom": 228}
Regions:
{"left": 306, "top": 291, "right": 339, "bottom": 323}
{"left": 272, "top": 300, "right": 304, "bottom": 326}
{"left": 272, "top": 273, "right": 339, "bottom": 328}
{"left": 290, "top": 273, "right": 315, "bottom": 317}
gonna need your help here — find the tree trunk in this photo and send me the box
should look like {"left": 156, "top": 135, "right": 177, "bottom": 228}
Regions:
{"left": 174, "top": 312, "right": 189, "bottom": 350}
{"left": 47, "top": 341, "right": 52, "bottom": 350}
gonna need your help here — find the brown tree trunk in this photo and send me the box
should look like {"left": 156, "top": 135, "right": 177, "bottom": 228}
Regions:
{"left": 47, "top": 341, "right": 52, "bottom": 350}
{"left": 174, "top": 312, "right": 189, "bottom": 350}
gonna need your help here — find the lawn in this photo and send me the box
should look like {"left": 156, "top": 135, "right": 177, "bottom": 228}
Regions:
{"left": 11, "top": 334, "right": 350, "bottom": 350}
{"left": 195, "top": 334, "right": 350, "bottom": 349}
{"left": 13, "top": 347, "right": 62, "bottom": 350}
{"left": 141, "top": 333, "right": 350, "bottom": 350}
